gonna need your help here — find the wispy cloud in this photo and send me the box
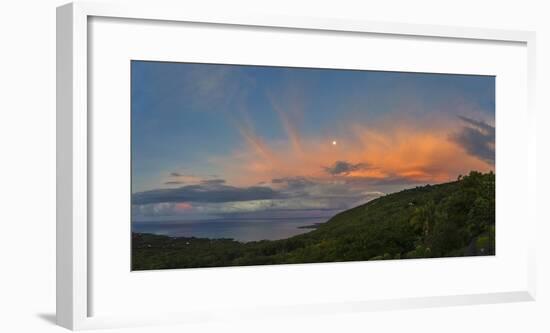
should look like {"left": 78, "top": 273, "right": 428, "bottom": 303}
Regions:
{"left": 164, "top": 181, "right": 185, "bottom": 185}
{"left": 200, "top": 179, "right": 226, "bottom": 185}
{"left": 267, "top": 89, "right": 305, "bottom": 155}
{"left": 164, "top": 172, "right": 222, "bottom": 187}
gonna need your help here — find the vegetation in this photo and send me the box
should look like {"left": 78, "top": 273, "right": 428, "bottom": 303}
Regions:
{"left": 132, "top": 171, "right": 495, "bottom": 270}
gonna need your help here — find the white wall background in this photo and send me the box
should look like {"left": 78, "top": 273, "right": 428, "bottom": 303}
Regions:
{"left": 0, "top": 0, "right": 548, "bottom": 332}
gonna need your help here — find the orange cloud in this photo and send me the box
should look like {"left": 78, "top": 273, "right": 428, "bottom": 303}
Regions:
{"left": 175, "top": 202, "right": 193, "bottom": 212}
{"left": 218, "top": 117, "right": 493, "bottom": 190}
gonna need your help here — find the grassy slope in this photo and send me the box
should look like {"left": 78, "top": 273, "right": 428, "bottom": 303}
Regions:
{"left": 132, "top": 171, "right": 495, "bottom": 270}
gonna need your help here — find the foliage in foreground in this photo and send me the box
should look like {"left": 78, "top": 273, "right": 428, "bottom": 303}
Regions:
{"left": 132, "top": 171, "right": 495, "bottom": 270}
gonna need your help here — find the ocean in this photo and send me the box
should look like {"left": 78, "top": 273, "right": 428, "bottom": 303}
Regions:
{"left": 131, "top": 217, "right": 327, "bottom": 242}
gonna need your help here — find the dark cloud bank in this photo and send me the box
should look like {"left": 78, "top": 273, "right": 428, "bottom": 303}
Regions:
{"left": 324, "top": 161, "right": 370, "bottom": 176}
{"left": 133, "top": 183, "right": 286, "bottom": 205}
{"left": 450, "top": 116, "right": 495, "bottom": 164}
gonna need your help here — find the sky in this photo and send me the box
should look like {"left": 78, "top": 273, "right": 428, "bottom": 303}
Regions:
{"left": 131, "top": 61, "right": 495, "bottom": 223}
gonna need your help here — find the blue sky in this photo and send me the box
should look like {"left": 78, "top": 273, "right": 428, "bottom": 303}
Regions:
{"left": 131, "top": 61, "right": 495, "bottom": 222}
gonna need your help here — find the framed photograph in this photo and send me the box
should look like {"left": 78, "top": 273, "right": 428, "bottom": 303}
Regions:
{"left": 57, "top": 1, "right": 537, "bottom": 330}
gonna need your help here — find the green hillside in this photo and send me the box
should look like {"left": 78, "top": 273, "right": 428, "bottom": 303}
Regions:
{"left": 132, "top": 171, "right": 495, "bottom": 270}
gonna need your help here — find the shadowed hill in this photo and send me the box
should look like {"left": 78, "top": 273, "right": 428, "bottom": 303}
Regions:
{"left": 132, "top": 171, "right": 495, "bottom": 270}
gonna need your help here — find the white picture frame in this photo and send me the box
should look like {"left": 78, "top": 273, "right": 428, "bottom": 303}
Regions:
{"left": 57, "top": 1, "right": 537, "bottom": 330}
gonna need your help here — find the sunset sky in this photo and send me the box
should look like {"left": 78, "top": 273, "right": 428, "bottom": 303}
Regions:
{"left": 131, "top": 61, "right": 495, "bottom": 222}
